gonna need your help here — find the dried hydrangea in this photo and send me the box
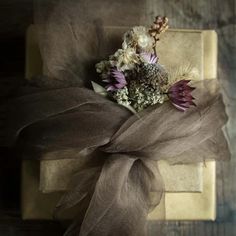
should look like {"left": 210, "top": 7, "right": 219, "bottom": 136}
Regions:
{"left": 112, "top": 86, "right": 131, "bottom": 107}
{"left": 128, "top": 80, "right": 165, "bottom": 112}
{"left": 123, "top": 26, "right": 154, "bottom": 52}
{"left": 95, "top": 60, "right": 111, "bottom": 79}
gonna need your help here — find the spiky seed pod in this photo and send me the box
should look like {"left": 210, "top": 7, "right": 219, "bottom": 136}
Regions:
{"left": 139, "top": 63, "right": 168, "bottom": 90}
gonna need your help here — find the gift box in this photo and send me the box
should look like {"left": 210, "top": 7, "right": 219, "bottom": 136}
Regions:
{"left": 21, "top": 25, "right": 217, "bottom": 220}
{"left": 22, "top": 160, "right": 215, "bottom": 220}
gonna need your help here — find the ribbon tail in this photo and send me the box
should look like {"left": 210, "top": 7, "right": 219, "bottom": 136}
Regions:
{"left": 64, "top": 154, "right": 156, "bottom": 236}
{"left": 54, "top": 167, "right": 101, "bottom": 218}
{"left": 141, "top": 159, "right": 165, "bottom": 213}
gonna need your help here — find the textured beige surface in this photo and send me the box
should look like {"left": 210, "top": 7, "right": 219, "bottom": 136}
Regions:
{"left": 22, "top": 160, "right": 215, "bottom": 220}
{"left": 202, "top": 30, "right": 217, "bottom": 79}
{"left": 157, "top": 29, "right": 203, "bottom": 80}
{"left": 22, "top": 26, "right": 217, "bottom": 220}
{"left": 21, "top": 160, "right": 62, "bottom": 220}
{"left": 40, "top": 158, "right": 203, "bottom": 193}
{"left": 40, "top": 158, "right": 85, "bottom": 192}
{"left": 159, "top": 161, "right": 203, "bottom": 193}
{"left": 149, "top": 161, "right": 216, "bottom": 220}
{"left": 22, "top": 160, "right": 80, "bottom": 220}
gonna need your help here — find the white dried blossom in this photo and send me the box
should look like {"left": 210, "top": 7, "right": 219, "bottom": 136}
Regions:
{"left": 95, "top": 60, "right": 112, "bottom": 80}
{"left": 95, "top": 60, "right": 110, "bottom": 74}
{"left": 112, "top": 86, "right": 131, "bottom": 107}
{"left": 111, "top": 48, "right": 139, "bottom": 71}
{"left": 123, "top": 26, "right": 154, "bottom": 52}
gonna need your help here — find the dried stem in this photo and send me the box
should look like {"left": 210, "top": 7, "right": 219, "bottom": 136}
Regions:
{"left": 149, "top": 16, "right": 169, "bottom": 56}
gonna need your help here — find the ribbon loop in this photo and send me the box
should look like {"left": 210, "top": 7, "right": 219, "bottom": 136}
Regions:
{"left": 62, "top": 154, "right": 164, "bottom": 236}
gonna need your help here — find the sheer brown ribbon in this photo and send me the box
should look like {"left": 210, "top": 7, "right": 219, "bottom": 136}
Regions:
{"left": 6, "top": 78, "right": 230, "bottom": 236}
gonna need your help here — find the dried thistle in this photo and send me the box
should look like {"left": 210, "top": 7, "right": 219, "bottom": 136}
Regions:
{"left": 167, "top": 80, "right": 196, "bottom": 112}
{"left": 149, "top": 16, "right": 169, "bottom": 56}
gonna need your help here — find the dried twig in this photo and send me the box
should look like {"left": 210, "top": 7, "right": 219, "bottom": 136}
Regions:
{"left": 149, "top": 16, "right": 169, "bottom": 56}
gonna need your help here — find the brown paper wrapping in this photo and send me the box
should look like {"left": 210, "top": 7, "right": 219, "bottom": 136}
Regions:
{"left": 21, "top": 27, "right": 217, "bottom": 220}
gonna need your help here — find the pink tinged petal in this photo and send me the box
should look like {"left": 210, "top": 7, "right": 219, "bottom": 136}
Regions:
{"left": 170, "top": 99, "right": 188, "bottom": 108}
{"left": 172, "top": 102, "right": 187, "bottom": 112}
{"left": 140, "top": 53, "right": 150, "bottom": 62}
{"left": 150, "top": 54, "right": 158, "bottom": 63}
{"left": 183, "top": 94, "right": 195, "bottom": 100}
{"left": 104, "top": 68, "right": 127, "bottom": 90}
{"left": 171, "top": 79, "right": 190, "bottom": 87}
{"left": 116, "top": 76, "right": 127, "bottom": 84}
{"left": 170, "top": 98, "right": 192, "bottom": 106}
{"left": 114, "top": 83, "right": 126, "bottom": 89}
{"left": 169, "top": 85, "right": 195, "bottom": 94}
{"left": 170, "top": 99, "right": 196, "bottom": 111}
{"left": 103, "top": 79, "right": 111, "bottom": 83}
{"left": 168, "top": 79, "right": 196, "bottom": 111}
{"left": 106, "top": 85, "right": 116, "bottom": 91}
{"left": 111, "top": 70, "right": 126, "bottom": 82}
{"left": 183, "top": 86, "right": 196, "bottom": 92}
{"left": 111, "top": 71, "right": 123, "bottom": 76}
{"left": 140, "top": 53, "right": 158, "bottom": 64}
{"left": 169, "top": 92, "right": 195, "bottom": 101}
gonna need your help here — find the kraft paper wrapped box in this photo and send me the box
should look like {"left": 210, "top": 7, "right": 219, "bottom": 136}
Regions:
{"left": 21, "top": 25, "right": 217, "bottom": 220}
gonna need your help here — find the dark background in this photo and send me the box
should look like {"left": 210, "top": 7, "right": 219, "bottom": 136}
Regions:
{"left": 0, "top": 1, "right": 65, "bottom": 235}
{"left": 0, "top": 0, "right": 235, "bottom": 235}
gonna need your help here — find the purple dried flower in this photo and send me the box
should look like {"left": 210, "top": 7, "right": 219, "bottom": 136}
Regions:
{"left": 140, "top": 52, "right": 158, "bottom": 64}
{"left": 168, "top": 79, "right": 196, "bottom": 112}
{"left": 103, "top": 68, "right": 127, "bottom": 91}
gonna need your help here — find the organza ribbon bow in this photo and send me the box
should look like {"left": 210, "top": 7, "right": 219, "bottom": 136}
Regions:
{"left": 5, "top": 79, "right": 229, "bottom": 236}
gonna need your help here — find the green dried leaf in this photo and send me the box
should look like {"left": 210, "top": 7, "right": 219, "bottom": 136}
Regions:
{"left": 91, "top": 81, "right": 108, "bottom": 97}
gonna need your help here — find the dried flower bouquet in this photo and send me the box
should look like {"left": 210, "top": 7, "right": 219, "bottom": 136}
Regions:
{"left": 95, "top": 16, "right": 196, "bottom": 112}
